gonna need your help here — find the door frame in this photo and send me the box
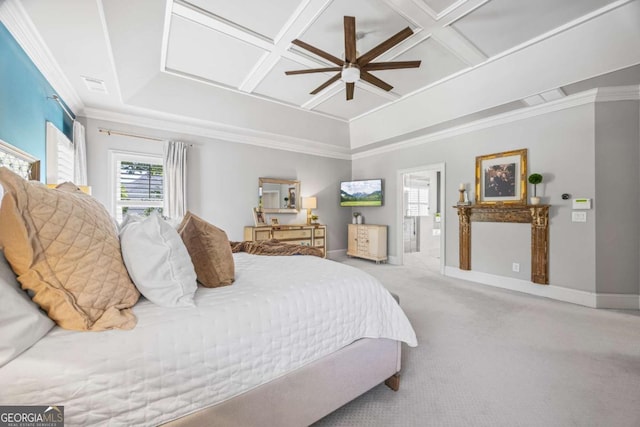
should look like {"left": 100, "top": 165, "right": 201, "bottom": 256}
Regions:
{"left": 396, "top": 163, "right": 446, "bottom": 274}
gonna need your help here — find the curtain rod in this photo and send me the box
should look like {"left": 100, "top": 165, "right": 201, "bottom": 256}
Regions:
{"left": 47, "top": 95, "right": 75, "bottom": 121}
{"left": 98, "top": 128, "right": 194, "bottom": 146}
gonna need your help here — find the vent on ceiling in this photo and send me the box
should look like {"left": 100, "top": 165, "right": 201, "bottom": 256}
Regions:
{"left": 81, "top": 76, "right": 108, "bottom": 94}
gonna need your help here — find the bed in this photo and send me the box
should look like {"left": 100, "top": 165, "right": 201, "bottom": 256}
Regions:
{"left": 0, "top": 141, "right": 416, "bottom": 426}
{"left": 1, "top": 250, "right": 416, "bottom": 427}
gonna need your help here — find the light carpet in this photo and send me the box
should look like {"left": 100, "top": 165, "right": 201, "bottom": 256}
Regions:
{"left": 314, "top": 258, "right": 640, "bottom": 427}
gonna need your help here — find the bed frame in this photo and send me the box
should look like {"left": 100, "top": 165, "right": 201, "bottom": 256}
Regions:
{"left": 0, "top": 140, "right": 404, "bottom": 427}
{"left": 163, "top": 338, "right": 401, "bottom": 427}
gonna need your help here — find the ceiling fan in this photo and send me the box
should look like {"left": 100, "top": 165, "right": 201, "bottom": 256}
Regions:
{"left": 285, "top": 16, "right": 421, "bottom": 101}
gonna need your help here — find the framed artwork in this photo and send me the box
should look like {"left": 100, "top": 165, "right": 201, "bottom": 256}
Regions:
{"left": 475, "top": 149, "right": 527, "bottom": 204}
{"left": 253, "top": 207, "right": 267, "bottom": 226}
{"left": 271, "top": 218, "right": 279, "bottom": 226}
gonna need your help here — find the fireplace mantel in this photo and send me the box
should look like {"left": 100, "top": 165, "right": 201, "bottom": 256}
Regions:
{"left": 454, "top": 204, "right": 549, "bottom": 284}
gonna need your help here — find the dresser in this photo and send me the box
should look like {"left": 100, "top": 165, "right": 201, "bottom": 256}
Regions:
{"left": 244, "top": 225, "right": 327, "bottom": 258}
{"left": 347, "top": 224, "right": 387, "bottom": 263}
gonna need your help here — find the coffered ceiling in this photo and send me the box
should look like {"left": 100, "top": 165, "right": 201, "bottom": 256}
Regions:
{"left": 5, "top": 0, "right": 640, "bottom": 152}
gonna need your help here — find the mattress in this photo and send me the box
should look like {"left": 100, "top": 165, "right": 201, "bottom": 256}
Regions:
{"left": 0, "top": 253, "right": 417, "bottom": 426}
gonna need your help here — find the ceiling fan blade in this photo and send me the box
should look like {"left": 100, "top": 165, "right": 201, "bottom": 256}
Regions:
{"left": 285, "top": 67, "right": 343, "bottom": 75}
{"left": 292, "top": 39, "right": 344, "bottom": 66}
{"left": 363, "top": 60, "right": 421, "bottom": 71}
{"left": 310, "top": 73, "right": 342, "bottom": 95}
{"left": 357, "top": 27, "right": 414, "bottom": 67}
{"left": 346, "top": 82, "right": 355, "bottom": 100}
{"left": 344, "top": 16, "right": 357, "bottom": 64}
{"left": 360, "top": 71, "right": 393, "bottom": 91}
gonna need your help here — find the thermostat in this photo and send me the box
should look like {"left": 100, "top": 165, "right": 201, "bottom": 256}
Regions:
{"left": 572, "top": 198, "right": 591, "bottom": 209}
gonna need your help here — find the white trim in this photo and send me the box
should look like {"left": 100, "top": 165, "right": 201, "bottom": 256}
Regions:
{"left": 162, "top": 68, "right": 348, "bottom": 123}
{"left": 595, "top": 85, "right": 640, "bottom": 102}
{"left": 0, "top": 0, "right": 84, "bottom": 113}
{"left": 595, "top": 294, "right": 640, "bottom": 310}
{"left": 82, "top": 107, "right": 352, "bottom": 160}
{"left": 444, "top": 267, "right": 640, "bottom": 310}
{"left": 444, "top": 266, "right": 599, "bottom": 308}
{"left": 352, "top": 85, "right": 640, "bottom": 159}
{"left": 408, "top": 0, "right": 470, "bottom": 21}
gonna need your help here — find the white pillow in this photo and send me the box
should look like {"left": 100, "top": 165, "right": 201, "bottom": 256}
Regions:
{"left": 0, "top": 250, "right": 54, "bottom": 367}
{"left": 120, "top": 212, "right": 197, "bottom": 307}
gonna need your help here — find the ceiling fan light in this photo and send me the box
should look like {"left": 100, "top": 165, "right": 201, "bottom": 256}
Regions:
{"left": 341, "top": 66, "right": 360, "bottom": 83}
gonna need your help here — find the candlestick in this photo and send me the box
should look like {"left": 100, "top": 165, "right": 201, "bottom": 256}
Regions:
{"left": 459, "top": 183, "right": 465, "bottom": 190}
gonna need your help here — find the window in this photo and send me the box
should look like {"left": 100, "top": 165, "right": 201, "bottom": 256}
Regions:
{"left": 111, "top": 151, "right": 163, "bottom": 222}
{"left": 404, "top": 174, "right": 429, "bottom": 217}
{"left": 46, "top": 122, "right": 74, "bottom": 183}
{"left": 406, "top": 187, "right": 429, "bottom": 216}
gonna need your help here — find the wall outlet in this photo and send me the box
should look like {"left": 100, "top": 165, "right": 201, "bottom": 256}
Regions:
{"left": 512, "top": 263, "right": 520, "bottom": 272}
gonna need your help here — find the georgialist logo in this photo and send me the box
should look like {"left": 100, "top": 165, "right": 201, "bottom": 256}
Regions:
{"left": 0, "top": 405, "right": 64, "bottom": 427}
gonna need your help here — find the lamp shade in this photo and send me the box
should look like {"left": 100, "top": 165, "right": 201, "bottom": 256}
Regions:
{"left": 302, "top": 197, "right": 317, "bottom": 209}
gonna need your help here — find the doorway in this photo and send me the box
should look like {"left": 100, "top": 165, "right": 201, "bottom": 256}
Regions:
{"left": 397, "top": 164, "right": 445, "bottom": 273}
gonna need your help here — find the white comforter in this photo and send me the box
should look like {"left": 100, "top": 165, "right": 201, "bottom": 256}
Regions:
{"left": 0, "top": 253, "right": 417, "bottom": 426}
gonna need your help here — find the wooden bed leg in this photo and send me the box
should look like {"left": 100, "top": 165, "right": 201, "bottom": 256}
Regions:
{"left": 385, "top": 373, "right": 400, "bottom": 391}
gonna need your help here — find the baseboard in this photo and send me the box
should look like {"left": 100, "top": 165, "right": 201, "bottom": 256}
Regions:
{"left": 388, "top": 255, "right": 400, "bottom": 265}
{"left": 327, "top": 249, "right": 347, "bottom": 260}
{"left": 444, "top": 267, "right": 640, "bottom": 309}
{"left": 596, "top": 293, "right": 640, "bottom": 310}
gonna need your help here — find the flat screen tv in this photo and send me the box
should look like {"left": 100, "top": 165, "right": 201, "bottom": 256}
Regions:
{"left": 340, "top": 179, "right": 383, "bottom": 207}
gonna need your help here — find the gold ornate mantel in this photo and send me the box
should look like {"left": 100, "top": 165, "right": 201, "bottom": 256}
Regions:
{"left": 454, "top": 204, "right": 549, "bottom": 284}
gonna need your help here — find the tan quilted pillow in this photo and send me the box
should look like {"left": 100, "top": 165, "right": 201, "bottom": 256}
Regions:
{"left": 0, "top": 168, "right": 139, "bottom": 331}
{"left": 178, "top": 212, "right": 235, "bottom": 288}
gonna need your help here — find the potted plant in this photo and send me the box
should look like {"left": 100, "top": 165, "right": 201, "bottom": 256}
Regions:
{"left": 311, "top": 214, "right": 319, "bottom": 224}
{"left": 528, "top": 173, "right": 543, "bottom": 205}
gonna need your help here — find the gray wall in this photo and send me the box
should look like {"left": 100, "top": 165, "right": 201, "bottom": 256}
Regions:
{"left": 83, "top": 117, "right": 352, "bottom": 252}
{"left": 594, "top": 100, "right": 640, "bottom": 295}
{"left": 353, "top": 104, "right": 599, "bottom": 292}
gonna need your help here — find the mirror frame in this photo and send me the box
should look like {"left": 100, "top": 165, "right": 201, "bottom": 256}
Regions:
{"left": 259, "top": 177, "right": 300, "bottom": 214}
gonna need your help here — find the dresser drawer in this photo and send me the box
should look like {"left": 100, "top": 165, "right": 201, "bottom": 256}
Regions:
{"left": 314, "top": 238, "right": 325, "bottom": 247}
{"left": 273, "top": 229, "right": 312, "bottom": 240}
{"left": 254, "top": 229, "right": 271, "bottom": 240}
{"left": 281, "top": 240, "right": 312, "bottom": 246}
{"left": 314, "top": 228, "right": 325, "bottom": 237}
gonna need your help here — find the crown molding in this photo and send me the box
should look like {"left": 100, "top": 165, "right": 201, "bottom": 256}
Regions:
{"left": 594, "top": 84, "right": 640, "bottom": 102}
{"left": 81, "top": 107, "right": 352, "bottom": 160}
{"left": 0, "top": 0, "right": 84, "bottom": 113}
{"left": 352, "top": 85, "right": 639, "bottom": 160}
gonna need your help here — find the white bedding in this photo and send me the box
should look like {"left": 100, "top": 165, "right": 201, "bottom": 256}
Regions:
{"left": 0, "top": 253, "right": 417, "bottom": 426}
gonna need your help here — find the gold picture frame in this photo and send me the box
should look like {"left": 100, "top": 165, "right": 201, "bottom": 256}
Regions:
{"left": 252, "top": 207, "right": 267, "bottom": 226}
{"left": 475, "top": 149, "right": 527, "bottom": 204}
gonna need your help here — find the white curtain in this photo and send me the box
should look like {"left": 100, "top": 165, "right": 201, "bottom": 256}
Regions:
{"left": 73, "top": 120, "right": 87, "bottom": 185}
{"left": 163, "top": 140, "right": 187, "bottom": 220}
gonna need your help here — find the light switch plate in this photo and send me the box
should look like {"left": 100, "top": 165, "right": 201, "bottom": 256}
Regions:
{"left": 572, "top": 211, "right": 587, "bottom": 222}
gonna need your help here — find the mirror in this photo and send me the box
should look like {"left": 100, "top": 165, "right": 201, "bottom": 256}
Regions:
{"left": 259, "top": 178, "right": 300, "bottom": 213}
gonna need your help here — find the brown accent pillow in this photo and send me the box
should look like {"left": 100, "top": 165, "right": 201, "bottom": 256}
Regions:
{"left": 178, "top": 212, "right": 235, "bottom": 288}
{"left": 0, "top": 168, "right": 139, "bottom": 331}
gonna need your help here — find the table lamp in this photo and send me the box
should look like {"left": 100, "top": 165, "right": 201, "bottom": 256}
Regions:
{"left": 302, "top": 196, "right": 317, "bottom": 225}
